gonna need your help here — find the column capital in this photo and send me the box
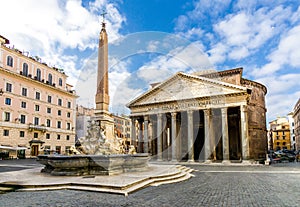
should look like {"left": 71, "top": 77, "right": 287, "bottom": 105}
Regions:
{"left": 171, "top": 112, "right": 177, "bottom": 118}
{"left": 203, "top": 109, "right": 211, "bottom": 116}
{"left": 187, "top": 110, "right": 193, "bottom": 116}
{"left": 241, "top": 105, "right": 248, "bottom": 112}
{"left": 144, "top": 115, "right": 149, "bottom": 122}
{"left": 221, "top": 107, "right": 228, "bottom": 115}
{"left": 157, "top": 113, "right": 162, "bottom": 119}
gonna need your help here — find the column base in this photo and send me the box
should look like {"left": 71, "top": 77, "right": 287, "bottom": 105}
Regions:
{"left": 222, "top": 160, "right": 231, "bottom": 165}
{"left": 187, "top": 159, "right": 195, "bottom": 163}
{"left": 204, "top": 160, "right": 212, "bottom": 164}
{"left": 241, "top": 160, "right": 253, "bottom": 165}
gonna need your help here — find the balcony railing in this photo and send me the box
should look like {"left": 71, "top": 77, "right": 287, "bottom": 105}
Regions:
{"left": 28, "top": 124, "right": 47, "bottom": 133}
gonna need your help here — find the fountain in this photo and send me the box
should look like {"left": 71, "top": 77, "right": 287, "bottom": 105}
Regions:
{"left": 37, "top": 16, "right": 149, "bottom": 176}
{"left": 37, "top": 120, "right": 149, "bottom": 176}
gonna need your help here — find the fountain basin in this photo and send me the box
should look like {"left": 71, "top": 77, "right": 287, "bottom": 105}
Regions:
{"left": 37, "top": 154, "right": 149, "bottom": 176}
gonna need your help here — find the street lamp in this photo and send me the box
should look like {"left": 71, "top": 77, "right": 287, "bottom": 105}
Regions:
{"left": 269, "top": 129, "right": 273, "bottom": 151}
{"left": 0, "top": 88, "right": 3, "bottom": 96}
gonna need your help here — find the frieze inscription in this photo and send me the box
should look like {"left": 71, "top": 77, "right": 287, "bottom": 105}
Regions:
{"left": 147, "top": 99, "right": 225, "bottom": 112}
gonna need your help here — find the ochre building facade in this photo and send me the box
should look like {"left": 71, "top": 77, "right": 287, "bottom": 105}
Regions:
{"left": 0, "top": 35, "right": 77, "bottom": 159}
{"left": 127, "top": 68, "right": 267, "bottom": 162}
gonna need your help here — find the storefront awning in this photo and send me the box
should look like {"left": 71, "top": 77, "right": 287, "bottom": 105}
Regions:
{"left": 0, "top": 145, "right": 27, "bottom": 150}
{"left": 29, "top": 140, "right": 45, "bottom": 145}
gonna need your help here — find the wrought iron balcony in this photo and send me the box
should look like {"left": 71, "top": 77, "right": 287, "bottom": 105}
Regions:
{"left": 28, "top": 124, "right": 47, "bottom": 133}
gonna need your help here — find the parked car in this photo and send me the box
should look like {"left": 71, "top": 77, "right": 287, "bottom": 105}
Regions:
{"left": 296, "top": 151, "right": 300, "bottom": 162}
{"left": 274, "top": 150, "right": 295, "bottom": 162}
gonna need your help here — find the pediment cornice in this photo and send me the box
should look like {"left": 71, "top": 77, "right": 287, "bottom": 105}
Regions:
{"left": 127, "top": 72, "right": 248, "bottom": 108}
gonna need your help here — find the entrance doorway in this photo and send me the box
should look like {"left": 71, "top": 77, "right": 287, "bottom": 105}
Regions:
{"left": 31, "top": 145, "right": 39, "bottom": 156}
{"left": 228, "top": 107, "right": 242, "bottom": 160}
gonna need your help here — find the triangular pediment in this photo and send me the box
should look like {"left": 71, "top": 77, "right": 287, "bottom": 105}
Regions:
{"left": 127, "top": 72, "right": 248, "bottom": 107}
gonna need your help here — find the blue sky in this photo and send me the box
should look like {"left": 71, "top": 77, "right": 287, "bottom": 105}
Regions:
{"left": 1, "top": 0, "right": 300, "bottom": 124}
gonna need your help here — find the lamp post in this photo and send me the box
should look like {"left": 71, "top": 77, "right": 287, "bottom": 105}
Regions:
{"left": 269, "top": 129, "right": 273, "bottom": 151}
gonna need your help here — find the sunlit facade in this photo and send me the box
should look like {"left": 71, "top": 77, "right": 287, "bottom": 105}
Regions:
{"left": 0, "top": 35, "right": 77, "bottom": 159}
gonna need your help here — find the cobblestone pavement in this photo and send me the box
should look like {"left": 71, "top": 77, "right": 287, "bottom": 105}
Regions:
{"left": 0, "top": 160, "right": 300, "bottom": 207}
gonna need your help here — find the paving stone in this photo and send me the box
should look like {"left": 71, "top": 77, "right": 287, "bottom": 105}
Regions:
{"left": 0, "top": 160, "right": 300, "bottom": 207}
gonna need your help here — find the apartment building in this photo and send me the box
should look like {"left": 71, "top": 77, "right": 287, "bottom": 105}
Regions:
{"left": 0, "top": 35, "right": 77, "bottom": 159}
{"left": 269, "top": 117, "right": 291, "bottom": 151}
{"left": 293, "top": 98, "right": 300, "bottom": 151}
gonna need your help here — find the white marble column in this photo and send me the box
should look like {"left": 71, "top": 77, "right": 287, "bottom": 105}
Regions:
{"left": 138, "top": 119, "right": 143, "bottom": 153}
{"left": 131, "top": 118, "right": 136, "bottom": 149}
{"left": 187, "top": 110, "right": 194, "bottom": 162}
{"left": 171, "top": 112, "right": 177, "bottom": 161}
{"left": 204, "top": 109, "right": 211, "bottom": 162}
{"left": 221, "top": 107, "right": 230, "bottom": 163}
{"left": 143, "top": 116, "right": 149, "bottom": 153}
{"left": 241, "top": 105, "right": 250, "bottom": 160}
{"left": 157, "top": 114, "right": 163, "bottom": 161}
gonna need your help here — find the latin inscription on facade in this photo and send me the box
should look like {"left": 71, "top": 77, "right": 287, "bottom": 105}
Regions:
{"left": 146, "top": 99, "right": 225, "bottom": 112}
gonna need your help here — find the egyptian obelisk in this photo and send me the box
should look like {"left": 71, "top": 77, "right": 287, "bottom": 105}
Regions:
{"left": 94, "top": 13, "right": 115, "bottom": 140}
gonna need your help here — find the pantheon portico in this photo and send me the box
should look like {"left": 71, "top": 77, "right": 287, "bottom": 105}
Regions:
{"left": 127, "top": 68, "right": 267, "bottom": 162}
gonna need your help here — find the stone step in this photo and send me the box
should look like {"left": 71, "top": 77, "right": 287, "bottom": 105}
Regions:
{"left": 0, "top": 186, "right": 15, "bottom": 193}
{"left": 9, "top": 165, "right": 195, "bottom": 196}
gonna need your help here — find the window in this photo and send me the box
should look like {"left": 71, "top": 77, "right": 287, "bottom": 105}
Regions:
{"left": 283, "top": 142, "right": 286, "bottom": 146}
{"left": 22, "top": 63, "right": 28, "bottom": 76}
{"left": 57, "top": 121, "right": 61, "bottom": 128}
{"left": 56, "top": 146, "right": 61, "bottom": 154}
{"left": 22, "top": 88, "right": 27, "bottom": 96}
{"left": 6, "top": 83, "right": 12, "bottom": 92}
{"left": 276, "top": 142, "right": 280, "bottom": 145}
{"left": 35, "top": 105, "right": 40, "bottom": 111}
{"left": 44, "top": 146, "right": 51, "bottom": 154}
{"left": 59, "top": 78, "right": 63, "bottom": 86}
{"left": 66, "top": 135, "right": 70, "bottom": 141}
{"left": 65, "top": 146, "right": 70, "bottom": 154}
{"left": 47, "top": 107, "right": 51, "bottom": 114}
{"left": 67, "top": 123, "right": 71, "bottom": 130}
{"left": 7, "top": 56, "right": 13, "bottom": 67}
{"left": 3, "top": 129, "right": 9, "bottom": 136}
{"left": 58, "top": 98, "right": 62, "bottom": 106}
{"left": 67, "top": 101, "right": 71, "bottom": 108}
{"left": 20, "top": 115, "right": 26, "bottom": 124}
{"left": 35, "top": 92, "right": 40, "bottom": 100}
{"left": 4, "top": 112, "right": 10, "bottom": 122}
{"left": 34, "top": 132, "right": 38, "bottom": 138}
{"left": 67, "top": 112, "right": 71, "bottom": 118}
{"left": 20, "top": 131, "right": 25, "bottom": 138}
{"left": 58, "top": 110, "right": 61, "bottom": 116}
{"left": 47, "top": 95, "right": 52, "bottom": 103}
{"left": 46, "top": 133, "right": 50, "bottom": 139}
{"left": 46, "top": 119, "right": 51, "bottom": 127}
{"left": 36, "top": 69, "right": 41, "bottom": 81}
{"left": 48, "top": 73, "right": 52, "bottom": 85}
{"left": 57, "top": 134, "right": 61, "bottom": 140}
{"left": 5, "top": 98, "right": 11, "bottom": 105}
{"left": 21, "top": 101, "right": 27, "bottom": 108}
{"left": 34, "top": 117, "right": 39, "bottom": 125}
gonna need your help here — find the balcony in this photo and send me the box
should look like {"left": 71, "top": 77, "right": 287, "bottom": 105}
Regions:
{"left": 28, "top": 124, "right": 47, "bottom": 133}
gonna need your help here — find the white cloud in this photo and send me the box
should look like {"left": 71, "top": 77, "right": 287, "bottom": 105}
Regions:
{"left": 212, "top": 6, "right": 291, "bottom": 61}
{"left": 252, "top": 25, "right": 300, "bottom": 77}
{"left": 0, "top": 0, "right": 125, "bottom": 88}
{"left": 137, "top": 41, "right": 212, "bottom": 84}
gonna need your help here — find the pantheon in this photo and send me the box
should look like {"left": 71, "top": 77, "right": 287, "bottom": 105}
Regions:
{"left": 127, "top": 68, "right": 267, "bottom": 163}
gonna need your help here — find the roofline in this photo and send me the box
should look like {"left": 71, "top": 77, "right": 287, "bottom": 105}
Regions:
{"left": 200, "top": 67, "right": 243, "bottom": 79}
{"left": 127, "top": 71, "right": 248, "bottom": 107}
